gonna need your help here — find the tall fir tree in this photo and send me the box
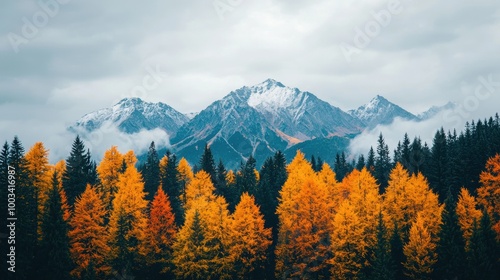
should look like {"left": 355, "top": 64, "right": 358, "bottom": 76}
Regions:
{"left": 375, "top": 133, "right": 391, "bottom": 193}
{"left": 356, "top": 154, "right": 366, "bottom": 171}
{"left": 366, "top": 146, "right": 376, "bottom": 174}
{"left": 142, "top": 141, "right": 160, "bottom": 202}
{"left": 161, "top": 151, "right": 184, "bottom": 226}
{"left": 63, "top": 136, "right": 94, "bottom": 205}
{"left": 199, "top": 144, "right": 217, "bottom": 185}
{"left": 234, "top": 155, "right": 257, "bottom": 209}
{"left": 370, "top": 212, "right": 396, "bottom": 280}
{"left": 389, "top": 223, "right": 405, "bottom": 280}
{"left": 428, "top": 128, "right": 448, "bottom": 202}
{"left": 37, "top": 172, "right": 72, "bottom": 280}
{"left": 467, "top": 211, "right": 500, "bottom": 280}
{"left": 9, "top": 136, "right": 37, "bottom": 280}
{"left": 435, "top": 192, "right": 466, "bottom": 280}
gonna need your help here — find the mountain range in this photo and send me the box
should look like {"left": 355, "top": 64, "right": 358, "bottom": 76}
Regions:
{"left": 72, "top": 79, "right": 454, "bottom": 168}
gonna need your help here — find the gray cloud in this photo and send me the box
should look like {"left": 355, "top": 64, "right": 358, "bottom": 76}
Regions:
{"left": 1, "top": 0, "right": 499, "bottom": 162}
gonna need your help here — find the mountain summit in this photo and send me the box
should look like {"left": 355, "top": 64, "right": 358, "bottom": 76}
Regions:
{"left": 349, "top": 95, "right": 419, "bottom": 128}
{"left": 73, "top": 97, "right": 189, "bottom": 135}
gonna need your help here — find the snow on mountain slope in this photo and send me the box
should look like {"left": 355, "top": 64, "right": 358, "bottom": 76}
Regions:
{"left": 349, "top": 95, "right": 419, "bottom": 128}
{"left": 73, "top": 98, "right": 189, "bottom": 135}
{"left": 418, "top": 102, "right": 457, "bottom": 120}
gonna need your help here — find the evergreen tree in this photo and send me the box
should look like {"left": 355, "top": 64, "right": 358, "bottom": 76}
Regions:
{"left": 161, "top": 151, "right": 183, "bottom": 226}
{"left": 375, "top": 133, "right": 391, "bottom": 193}
{"left": 0, "top": 142, "right": 9, "bottom": 238}
{"left": 142, "top": 141, "right": 160, "bottom": 202}
{"left": 389, "top": 223, "right": 405, "bottom": 280}
{"left": 63, "top": 136, "right": 94, "bottom": 205}
{"left": 37, "top": 172, "right": 72, "bottom": 280}
{"left": 467, "top": 211, "right": 500, "bottom": 280}
{"left": 367, "top": 146, "right": 376, "bottom": 174}
{"left": 435, "top": 192, "right": 466, "bottom": 280}
{"left": 429, "top": 128, "right": 448, "bottom": 201}
{"left": 370, "top": 212, "right": 395, "bottom": 280}
{"left": 9, "top": 136, "right": 37, "bottom": 280}
{"left": 199, "top": 144, "right": 217, "bottom": 185}
{"left": 401, "top": 133, "right": 411, "bottom": 170}
{"left": 234, "top": 155, "right": 257, "bottom": 209}
{"left": 356, "top": 154, "right": 366, "bottom": 171}
{"left": 311, "top": 155, "right": 318, "bottom": 172}
{"left": 316, "top": 156, "right": 324, "bottom": 171}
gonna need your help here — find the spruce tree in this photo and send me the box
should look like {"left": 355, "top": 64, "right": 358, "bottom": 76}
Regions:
{"left": 356, "top": 154, "right": 366, "bottom": 171}
{"left": 9, "top": 136, "right": 37, "bottom": 280}
{"left": 37, "top": 172, "right": 72, "bottom": 280}
{"left": 367, "top": 146, "right": 376, "bottom": 174}
{"left": 142, "top": 141, "right": 160, "bottom": 201}
{"left": 375, "top": 133, "right": 391, "bottom": 193}
{"left": 235, "top": 155, "right": 257, "bottom": 201}
{"left": 390, "top": 223, "right": 405, "bottom": 280}
{"left": 467, "top": 211, "right": 500, "bottom": 279}
{"left": 371, "top": 213, "right": 395, "bottom": 280}
{"left": 215, "top": 159, "right": 227, "bottom": 197}
{"left": 63, "top": 136, "right": 93, "bottom": 205}
{"left": 161, "top": 151, "right": 183, "bottom": 226}
{"left": 311, "top": 155, "right": 318, "bottom": 172}
{"left": 199, "top": 144, "right": 217, "bottom": 185}
{"left": 435, "top": 192, "right": 466, "bottom": 279}
{"left": 429, "top": 128, "right": 448, "bottom": 201}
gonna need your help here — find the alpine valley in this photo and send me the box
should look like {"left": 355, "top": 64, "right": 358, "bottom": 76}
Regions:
{"left": 72, "top": 79, "right": 454, "bottom": 169}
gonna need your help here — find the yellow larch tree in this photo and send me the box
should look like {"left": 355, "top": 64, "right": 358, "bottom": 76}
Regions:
{"left": 329, "top": 200, "right": 367, "bottom": 280}
{"left": 226, "top": 170, "right": 236, "bottom": 186}
{"left": 47, "top": 160, "right": 71, "bottom": 221}
{"left": 456, "top": 187, "right": 483, "bottom": 249}
{"left": 316, "top": 163, "right": 341, "bottom": 211}
{"left": 477, "top": 154, "right": 500, "bottom": 239}
{"left": 229, "top": 193, "right": 272, "bottom": 279}
{"left": 173, "top": 195, "right": 233, "bottom": 279}
{"left": 177, "top": 157, "right": 194, "bottom": 206}
{"left": 184, "top": 170, "right": 217, "bottom": 210}
{"left": 159, "top": 155, "right": 168, "bottom": 179}
{"left": 69, "top": 185, "right": 110, "bottom": 278}
{"left": 108, "top": 162, "right": 149, "bottom": 274}
{"left": 275, "top": 151, "right": 318, "bottom": 278}
{"left": 383, "top": 163, "right": 443, "bottom": 243}
{"left": 96, "top": 146, "right": 123, "bottom": 208}
{"left": 25, "top": 142, "right": 52, "bottom": 237}
{"left": 403, "top": 214, "right": 437, "bottom": 280}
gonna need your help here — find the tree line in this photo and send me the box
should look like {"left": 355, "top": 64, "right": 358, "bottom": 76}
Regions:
{"left": 0, "top": 115, "right": 499, "bottom": 279}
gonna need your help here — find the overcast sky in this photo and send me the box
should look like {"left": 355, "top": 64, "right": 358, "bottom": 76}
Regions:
{"left": 1, "top": 0, "right": 499, "bottom": 161}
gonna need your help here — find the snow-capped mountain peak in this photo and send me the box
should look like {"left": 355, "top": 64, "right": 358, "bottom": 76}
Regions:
{"left": 247, "top": 79, "right": 305, "bottom": 111}
{"left": 73, "top": 98, "right": 189, "bottom": 135}
{"left": 349, "top": 95, "right": 418, "bottom": 127}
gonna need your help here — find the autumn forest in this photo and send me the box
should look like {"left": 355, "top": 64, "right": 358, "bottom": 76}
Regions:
{"left": 2, "top": 116, "right": 500, "bottom": 280}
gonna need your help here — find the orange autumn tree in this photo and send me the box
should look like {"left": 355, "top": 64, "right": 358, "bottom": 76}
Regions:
{"left": 229, "top": 193, "right": 272, "bottom": 279}
{"left": 275, "top": 151, "right": 333, "bottom": 279}
{"left": 173, "top": 195, "right": 233, "bottom": 279}
{"left": 456, "top": 188, "right": 483, "bottom": 249}
{"left": 108, "top": 155, "right": 149, "bottom": 274}
{"left": 383, "top": 163, "right": 443, "bottom": 243}
{"left": 329, "top": 168, "right": 381, "bottom": 278}
{"left": 329, "top": 200, "right": 366, "bottom": 279}
{"left": 477, "top": 154, "right": 500, "bottom": 239}
{"left": 184, "top": 170, "right": 217, "bottom": 210}
{"left": 177, "top": 157, "right": 194, "bottom": 206}
{"left": 144, "top": 187, "right": 177, "bottom": 277}
{"left": 48, "top": 160, "right": 71, "bottom": 222}
{"left": 403, "top": 214, "right": 438, "bottom": 280}
{"left": 69, "top": 185, "right": 110, "bottom": 278}
{"left": 96, "top": 146, "right": 123, "bottom": 208}
{"left": 316, "top": 163, "right": 341, "bottom": 211}
{"left": 25, "top": 142, "right": 52, "bottom": 236}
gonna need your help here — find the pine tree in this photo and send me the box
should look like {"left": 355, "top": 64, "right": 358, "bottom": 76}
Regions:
{"left": 10, "top": 136, "right": 37, "bottom": 280}
{"left": 69, "top": 185, "right": 110, "bottom": 278}
{"left": 311, "top": 155, "right": 318, "bottom": 172}
{"left": 37, "top": 172, "right": 72, "bottom": 280}
{"left": 234, "top": 155, "right": 257, "bottom": 209}
{"left": 403, "top": 215, "right": 437, "bottom": 280}
{"left": 356, "top": 154, "right": 366, "bottom": 171}
{"left": 435, "top": 192, "right": 466, "bottom": 280}
{"left": 429, "top": 128, "right": 448, "bottom": 201}
{"left": 142, "top": 141, "right": 160, "bottom": 202}
{"left": 229, "top": 193, "right": 272, "bottom": 279}
{"left": 389, "top": 223, "right": 405, "bottom": 280}
{"left": 161, "top": 151, "right": 183, "bottom": 226}
{"left": 370, "top": 212, "right": 395, "bottom": 280}
{"left": 63, "top": 136, "right": 93, "bottom": 205}
{"left": 375, "top": 133, "right": 391, "bottom": 193}
{"left": 199, "top": 144, "right": 217, "bottom": 185}
{"left": 367, "top": 146, "right": 376, "bottom": 174}
{"left": 0, "top": 142, "right": 9, "bottom": 235}
{"left": 467, "top": 211, "right": 500, "bottom": 279}
{"left": 144, "top": 187, "right": 177, "bottom": 278}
